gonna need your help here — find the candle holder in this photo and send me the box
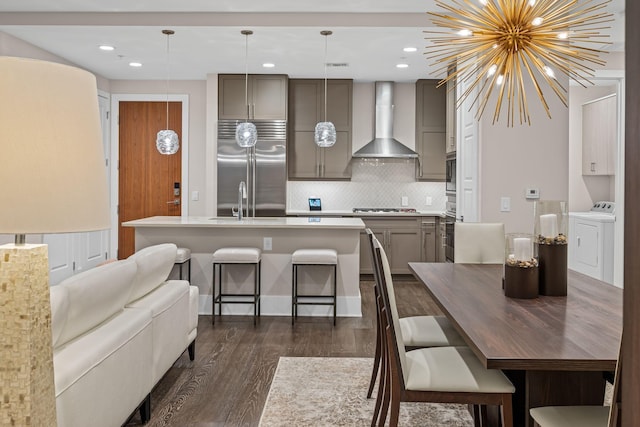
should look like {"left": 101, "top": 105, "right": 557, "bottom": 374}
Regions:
{"left": 534, "top": 200, "right": 568, "bottom": 296}
{"left": 503, "top": 233, "right": 539, "bottom": 299}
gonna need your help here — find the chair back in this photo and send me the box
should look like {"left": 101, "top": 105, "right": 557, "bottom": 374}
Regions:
{"left": 454, "top": 222, "right": 505, "bottom": 264}
{"left": 372, "top": 237, "right": 410, "bottom": 389}
{"left": 608, "top": 343, "right": 622, "bottom": 427}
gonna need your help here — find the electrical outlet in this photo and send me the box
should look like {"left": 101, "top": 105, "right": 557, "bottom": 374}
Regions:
{"left": 401, "top": 196, "right": 409, "bottom": 207}
{"left": 191, "top": 190, "right": 199, "bottom": 201}
{"left": 426, "top": 196, "right": 433, "bottom": 206}
{"left": 263, "top": 237, "right": 272, "bottom": 251}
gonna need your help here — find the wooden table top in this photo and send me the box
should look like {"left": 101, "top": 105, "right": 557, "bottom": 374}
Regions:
{"left": 408, "top": 263, "right": 622, "bottom": 371}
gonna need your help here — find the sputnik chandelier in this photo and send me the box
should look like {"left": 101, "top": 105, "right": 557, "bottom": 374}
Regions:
{"left": 426, "top": 0, "right": 613, "bottom": 125}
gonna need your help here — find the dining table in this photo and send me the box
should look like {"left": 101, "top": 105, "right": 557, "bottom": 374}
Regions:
{"left": 408, "top": 262, "right": 622, "bottom": 427}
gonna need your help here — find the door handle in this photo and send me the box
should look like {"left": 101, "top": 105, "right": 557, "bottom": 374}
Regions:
{"left": 167, "top": 199, "right": 180, "bottom": 205}
{"left": 591, "top": 162, "right": 596, "bottom": 172}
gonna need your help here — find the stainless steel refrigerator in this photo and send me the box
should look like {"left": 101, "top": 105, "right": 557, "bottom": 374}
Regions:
{"left": 217, "top": 120, "right": 287, "bottom": 217}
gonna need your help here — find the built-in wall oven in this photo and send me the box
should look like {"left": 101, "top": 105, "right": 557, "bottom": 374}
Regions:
{"left": 444, "top": 213, "right": 455, "bottom": 262}
{"left": 446, "top": 155, "right": 456, "bottom": 195}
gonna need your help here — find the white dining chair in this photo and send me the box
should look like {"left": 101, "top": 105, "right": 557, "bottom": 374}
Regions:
{"left": 454, "top": 222, "right": 505, "bottom": 264}
{"left": 529, "top": 347, "right": 621, "bottom": 427}
{"left": 371, "top": 236, "right": 515, "bottom": 427}
{"left": 363, "top": 229, "right": 466, "bottom": 399}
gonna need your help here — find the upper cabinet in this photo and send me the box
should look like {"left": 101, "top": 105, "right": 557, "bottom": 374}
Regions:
{"left": 288, "top": 79, "right": 353, "bottom": 180}
{"left": 218, "top": 74, "right": 288, "bottom": 120}
{"left": 415, "top": 79, "right": 447, "bottom": 181}
{"left": 445, "top": 77, "right": 457, "bottom": 154}
{"left": 582, "top": 94, "right": 616, "bottom": 176}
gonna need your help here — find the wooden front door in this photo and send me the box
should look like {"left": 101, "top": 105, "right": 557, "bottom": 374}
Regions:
{"left": 118, "top": 101, "right": 182, "bottom": 259}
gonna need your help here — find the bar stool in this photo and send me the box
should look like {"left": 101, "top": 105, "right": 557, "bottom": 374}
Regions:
{"left": 291, "top": 248, "right": 338, "bottom": 325}
{"left": 212, "top": 247, "right": 261, "bottom": 325}
{"left": 174, "top": 247, "right": 191, "bottom": 281}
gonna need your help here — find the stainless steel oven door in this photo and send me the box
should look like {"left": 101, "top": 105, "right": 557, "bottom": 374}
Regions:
{"left": 445, "top": 214, "right": 455, "bottom": 262}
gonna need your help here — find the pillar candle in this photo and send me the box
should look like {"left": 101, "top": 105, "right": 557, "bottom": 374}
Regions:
{"left": 539, "top": 213, "right": 558, "bottom": 238}
{"left": 514, "top": 237, "right": 532, "bottom": 261}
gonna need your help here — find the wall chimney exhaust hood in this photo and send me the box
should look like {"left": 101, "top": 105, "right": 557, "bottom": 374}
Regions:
{"left": 352, "top": 81, "right": 418, "bottom": 159}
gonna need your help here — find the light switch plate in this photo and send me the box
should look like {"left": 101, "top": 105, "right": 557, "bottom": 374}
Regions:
{"left": 500, "top": 197, "right": 511, "bottom": 212}
{"left": 191, "top": 190, "right": 199, "bottom": 201}
{"left": 401, "top": 196, "right": 409, "bottom": 207}
{"left": 426, "top": 196, "right": 433, "bottom": 206}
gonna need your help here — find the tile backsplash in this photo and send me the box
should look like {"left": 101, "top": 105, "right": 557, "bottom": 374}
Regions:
{"left": 287, "top": 159, "right": 446, "bottom": 212}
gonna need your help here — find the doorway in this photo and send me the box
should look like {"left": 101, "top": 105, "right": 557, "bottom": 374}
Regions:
{"left": 111, "top": 94, "right": 189, "bottom": 259}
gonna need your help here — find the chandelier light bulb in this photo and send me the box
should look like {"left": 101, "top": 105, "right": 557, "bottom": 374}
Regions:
{"left": 457, "top": 29, "right": 473, "bottom": 37}
{"left": 557, "top": 32, "right": 569, "bottom": 40}
{"left": 496, "top": 74, "right": 504, "bottom": 85}
{"left": 532, "top": 17, "right": 543, "bottom": 26}
{"left": 488, "top": 64, "right": 498, "bottom": 76}
{"left": 543, "top": 66, "right": 555, "bottom": 78}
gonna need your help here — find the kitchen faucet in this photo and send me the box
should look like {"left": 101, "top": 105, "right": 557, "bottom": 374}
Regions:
{"left": 232, "top": 181, "right": 247, "bottom": 220}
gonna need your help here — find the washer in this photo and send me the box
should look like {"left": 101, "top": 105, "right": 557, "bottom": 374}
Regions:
{"left": 568, "top": 201, "right": 615, "bottom": 284}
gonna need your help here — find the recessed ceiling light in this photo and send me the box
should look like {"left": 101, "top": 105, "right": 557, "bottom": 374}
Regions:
{"left": 99, "top": 45, "right": 115, "bottom": 51}
{"left": 129, "top": 62, "right": 142, "bottom": 67}
{"left": 262, "top": 63, "right": 275, "bottom": 68}
{"left": 396, "top": 63, "right": 409, "bottom": 69}
{"left": 403, "top": 47, "right": 418, "bottom": 53}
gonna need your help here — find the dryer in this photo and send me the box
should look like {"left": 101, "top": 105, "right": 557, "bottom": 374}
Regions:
{"left": 568, "top": 201, "right": 615, "bottom": 284}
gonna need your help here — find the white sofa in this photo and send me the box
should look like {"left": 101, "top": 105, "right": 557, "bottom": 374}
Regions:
{"left": 50, "top": 243, "right": 198, "bottom": 427}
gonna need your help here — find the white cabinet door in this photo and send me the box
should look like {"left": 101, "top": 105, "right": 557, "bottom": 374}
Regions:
{"left": 75, "top": 230, "right": 109, "bottom": 273}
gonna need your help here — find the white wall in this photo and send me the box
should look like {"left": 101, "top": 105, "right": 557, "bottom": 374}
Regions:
{"left": 479, "top": 74, "right": 570, "bottom": 234}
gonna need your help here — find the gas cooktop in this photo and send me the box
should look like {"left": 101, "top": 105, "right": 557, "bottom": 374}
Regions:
{"left": 352, "top": 207, "right": 417, "bottom": 213}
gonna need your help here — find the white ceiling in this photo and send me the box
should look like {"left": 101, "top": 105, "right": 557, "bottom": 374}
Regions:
{"left": 0, "top": 0, "right": 626, "bottom": 82}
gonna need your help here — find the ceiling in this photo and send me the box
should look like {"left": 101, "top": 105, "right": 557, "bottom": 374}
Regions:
{"left": 0, "top": 0, "right": 626, "bottom": 82}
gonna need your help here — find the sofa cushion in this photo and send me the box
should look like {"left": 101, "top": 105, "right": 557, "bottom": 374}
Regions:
{"left": 56, "top": 259, "right": 137, "bottom": 348}
{"left": 54, "top": 307, "right": 153, "bottom": 427}
{"left": 128, "top": 279, "right": 190, "bottom": 384}
{"left": 127, "top": 243, "right": 177, "bottom": 303}
{"left": 50, "top": 284, "right": 69, "bottom": 348}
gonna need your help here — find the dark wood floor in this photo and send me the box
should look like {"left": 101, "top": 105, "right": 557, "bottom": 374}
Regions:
{"left": 125, "top": 277, "right": 442, "bottom": 427}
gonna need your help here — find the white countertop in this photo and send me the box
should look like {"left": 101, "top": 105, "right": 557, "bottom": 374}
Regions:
{"left": 123, "top": 216, "right": 365, "bottom": 229}
{"left": 286, "top": 209, "right": 445, "bottom": 217}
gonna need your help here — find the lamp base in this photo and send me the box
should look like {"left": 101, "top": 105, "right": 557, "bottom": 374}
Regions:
{"left": 0, "top": 244, "right": 57, "bottom": 426}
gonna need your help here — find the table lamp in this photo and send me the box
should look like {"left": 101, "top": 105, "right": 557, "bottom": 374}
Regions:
{"left": 0, "top": 57, "right": 109, "bottom": 426}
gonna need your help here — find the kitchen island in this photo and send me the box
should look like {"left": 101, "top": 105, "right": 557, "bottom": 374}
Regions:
{"left": 123, "top": 216, "right": 365, "bottom": 318}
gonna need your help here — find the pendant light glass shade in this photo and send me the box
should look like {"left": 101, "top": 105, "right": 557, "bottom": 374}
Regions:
{"left": 315, "top": 30, "right": 336, "bottom": 148}
{"left": 236, "top": 30, "right": 258, "bottom": 148}
{"left": 314, "top": 122, "right": 337, "bottom": 148}
{"left": 236, "top": 122, "right": 258, "bottom": 148}
{"left": 157, "top": 29, "right": 179, "bottom": 155}
{"left": 156, "top": 129, "right": 180, "bottom": 154}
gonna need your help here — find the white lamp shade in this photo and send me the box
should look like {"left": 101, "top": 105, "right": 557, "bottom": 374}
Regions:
{"left": 156, "top": 129, "right": 180, "bottom": 155}
{"left": 315, "top": 121, "right": 337, "bottom": 147}
{"left": 236, "top": 121, "right": 258, "bottom": 148}
{"left": 0, "top": 57, "right": 110, "bottom": 234}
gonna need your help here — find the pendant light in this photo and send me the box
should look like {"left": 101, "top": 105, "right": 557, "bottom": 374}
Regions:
{"left": 236, "top": 30, "right": 258, "bottom": 148}
{"left": 156, "top": 29, "right": 180, "bottom": 155}
{"left": 314, "top": 30, "right": 336, "bottom": 148}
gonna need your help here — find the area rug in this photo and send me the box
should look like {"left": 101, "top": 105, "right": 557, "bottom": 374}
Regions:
{"left": 259, "top": 357, "right": 473, "bottom": 426}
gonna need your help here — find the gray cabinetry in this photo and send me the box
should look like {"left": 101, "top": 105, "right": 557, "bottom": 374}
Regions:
{"left": 288, "top": 79, "right": 352, "bottom": 180}
{"left": 360, "top": 217, "right": 426, "bottom": 275}
{"left": 582, "top": 94, "right": 616, "bottom": 176}
{"left": 218, "top": 74, "right": 288, "bottom": 120}
{"left": 445, "top": 77, "right": 457, "bottom": 154}
{"left": 415, "top": 79, "right": 446, "bottom": 181}
{"left": 421, "top": 218, "right": 437, "bottom": 263}
{"left": 437, "top": 216, "right": 446, "bottom": 262}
